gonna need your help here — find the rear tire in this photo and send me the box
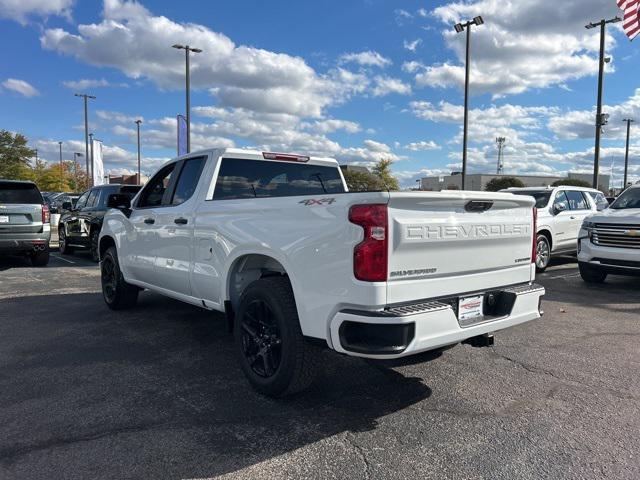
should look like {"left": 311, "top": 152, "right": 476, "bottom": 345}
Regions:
{"left": 59, "top": 227, "right": 74, "bottom": 255}
{"left": 101, "top": 246, "right": 139, "bottom": 310}
{"left": 535, "top": 234, "right": 551, "bottom": 272}
{"left": 579, "top": 262, "right": 607, "bottom": 284}
{"left": 30, "top": 247, "right": 50, "bottom": 267}
{"left": 235, "top": 277, "right": 321, "bottom": 397}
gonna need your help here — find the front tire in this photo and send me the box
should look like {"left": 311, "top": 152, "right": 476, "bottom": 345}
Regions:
{"left": 235, "top": 277, "right": 321, "bottom": 397}
{"left": 101, "top": 246, "right": 139, "bottom": 310}
{"left": 58, "top": 227, "right": 74, "bottom": 255}
{"left": 579, "top": 262, "right": 607, "bottom": 284}
{"left": 535, "top": 234, "right": 551, "bottom": 272}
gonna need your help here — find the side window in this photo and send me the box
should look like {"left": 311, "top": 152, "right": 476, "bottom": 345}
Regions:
{"left": 86, "top": 189, "right": 99, "bottom": 208}
{"left": 553, "top": 191, "right": 569, "bottom": 212}
{"left": 171, "top": 157, "right": 206, "bottom": 205}
{"left": 565, "top": 190, "right": 588, "bottom": 210}
{"left": 75, "top": 191, "right": 90, "bottom": 210}
{"left": 589, "top": 191, "right": 609, "bottom": 211}
{"left": 137, "top": 164, "right": 176, "bottom": 208}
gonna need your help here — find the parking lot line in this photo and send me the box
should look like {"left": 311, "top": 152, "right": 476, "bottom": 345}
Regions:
{"left": 51, "top": 254, "right": 76, "bottom": 264}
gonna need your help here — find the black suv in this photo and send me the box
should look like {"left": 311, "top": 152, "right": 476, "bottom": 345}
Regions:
{"left": 59, "top": 184, "right": 141, "bottom": 262}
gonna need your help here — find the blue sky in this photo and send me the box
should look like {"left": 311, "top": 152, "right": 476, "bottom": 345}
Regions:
{"left": 0, "top": 0, "right": 638, "bottom": 187}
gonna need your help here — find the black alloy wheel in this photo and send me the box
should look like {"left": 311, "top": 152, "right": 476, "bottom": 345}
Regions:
{"left": 240, "top": 299, "right": 283, "bottom": 378}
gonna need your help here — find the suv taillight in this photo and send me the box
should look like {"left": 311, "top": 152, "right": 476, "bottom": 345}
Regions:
{"left": 42, "top": 204, "right": 50, "bottom": 224}
{"left": 349, "top": 204, "right": 388, "bottom": 282}
{"left": 531, "top": 206, "right": 537, "bottom": 263}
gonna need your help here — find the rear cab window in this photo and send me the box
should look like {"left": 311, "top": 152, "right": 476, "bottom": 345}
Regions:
{"left": 212, "top": 158, "right": 346, "bottom": 200}
{"left": 0, "top": 182, "right": 43, "bottom": 204}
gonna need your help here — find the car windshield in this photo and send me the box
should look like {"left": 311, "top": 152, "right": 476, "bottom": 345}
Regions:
{"left": 610, "top": 188, "right": 640, "bottom": 209}
{"left": 510, "top": 191, "right": 551, "bottom": 208}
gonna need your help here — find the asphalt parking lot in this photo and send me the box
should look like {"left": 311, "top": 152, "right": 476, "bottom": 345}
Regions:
{"left": 1, "top": 253, "right": 639, "bottom": 480}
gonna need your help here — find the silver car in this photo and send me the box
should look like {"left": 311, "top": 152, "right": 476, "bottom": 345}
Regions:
{"left": 0, "top": 180, "right": 51, "bottom": 266}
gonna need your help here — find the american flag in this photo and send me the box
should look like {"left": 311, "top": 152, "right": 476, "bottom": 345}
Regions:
{"left": 618, "top": 0, "right": 640, "bottom": 40}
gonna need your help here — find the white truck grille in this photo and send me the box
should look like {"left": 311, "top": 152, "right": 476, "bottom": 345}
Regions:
{"left": 591, "top": 223, "right": 640, "bottom": 249}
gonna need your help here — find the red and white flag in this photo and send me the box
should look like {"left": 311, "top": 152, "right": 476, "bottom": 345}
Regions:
{"left": 618, "top": 0, "right": 640, "bottom": 40}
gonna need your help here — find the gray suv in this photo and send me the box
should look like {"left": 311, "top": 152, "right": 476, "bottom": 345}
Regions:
{"left": 0, "top": 180, "right": 51, "bottom": 266}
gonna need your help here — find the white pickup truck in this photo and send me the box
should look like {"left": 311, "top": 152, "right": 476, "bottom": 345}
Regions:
{"left": 99, "top": 148, "right": 544, "bottom": 396}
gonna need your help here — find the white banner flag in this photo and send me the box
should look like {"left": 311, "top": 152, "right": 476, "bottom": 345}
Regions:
{"left": 92, "top": 139, "right": 105, "bottom": 186}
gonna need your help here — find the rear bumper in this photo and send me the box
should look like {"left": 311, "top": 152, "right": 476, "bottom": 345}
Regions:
{"left": 0, "top": 228, "right": 51, "bottom": 253}
{"left": 329, "top": 282, "right": 544, "bottom": 359}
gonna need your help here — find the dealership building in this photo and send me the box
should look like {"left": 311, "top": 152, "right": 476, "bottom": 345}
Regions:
{"left": 419, "top": 172, "right": 611, "bottom": 192}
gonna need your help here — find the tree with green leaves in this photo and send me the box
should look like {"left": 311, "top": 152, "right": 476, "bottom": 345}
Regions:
{"left": 0, "top": 130, "right": 36, "bottom": 180}
{"left": 485, "top": 176, "right": 525, "bottom": 192}
{"left": 551, "top": 178, "right": 591, "bottom": 188}
{"left": 372, "top": 158, "right": 400, "bottom": 191}
{"left": 342, "top": 169, "right": 385, "bottom": 192}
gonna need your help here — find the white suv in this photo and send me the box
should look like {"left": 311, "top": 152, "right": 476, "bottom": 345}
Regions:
{"left": 578, "top": 185, "right": 640, "bottom": 283}
{"left": 504, "top": 186, "right": 609, "bottom": 271}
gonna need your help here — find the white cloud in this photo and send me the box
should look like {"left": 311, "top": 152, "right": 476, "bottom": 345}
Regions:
{"left": 308, "top": 119, "right": 361, "bottom": 134}
{"left": 62, "top": 78, "right": 129, "bottom": 90}
{"left": 372, "top": 76, "right": 412, "bottom": 97}
{"left": 405, "top": 141, "right": 441, "bottom": 151}
{"left": 417, "top": 8, "right": 429, "bottom": 18}
{"left": 394, "top": 9, "right": 413, "bottom": 25}
{"left": 0, "top": 0, "right": 74, "bottom": 24}
{"left": 403, "top": 39, "right": 422, "bottom": 52}
{"left": 2, "top": 78, "right": 40, "bottom": 97}
{"left": 339, "top": 50, "right": 392, "bottom": 68}
{"left": 415, "top": 0, "right": 620, "bottom": 97}
{"left": 40, "top": 0, "right": 368, "bottom": 119}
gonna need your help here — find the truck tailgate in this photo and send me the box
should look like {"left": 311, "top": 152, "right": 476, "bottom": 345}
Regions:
{"left": 386, "top": 192, "right": 535, "bottom": 305}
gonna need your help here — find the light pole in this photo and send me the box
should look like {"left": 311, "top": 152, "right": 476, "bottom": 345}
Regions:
{"left": 585, "top": 17, "right": 621, "bottom": 189}
{"left": 172, "top": 44, "right": 202, "bottom": 153}
{"left": 496, "top": 137, "right": 506, "bottom": 174}
{"left": 623, "top": 118, "right": 635, "bottom": 189}
{"left": 73, "top": 152, "right": 83, "bottom": 189}
{"left": 58, "top": 142, "right": 63, "bottom": 188}
{"left": 135, "top": 119, "right": 142, "bottom": 184}
{"left": 74, "top": 93, "right": 96, "bottom": 186}
{"left": 454, "top": 16, "right": 484, "bottom": 190}
{"left": 415, "top": 179, "right": 422, "bottom": 191}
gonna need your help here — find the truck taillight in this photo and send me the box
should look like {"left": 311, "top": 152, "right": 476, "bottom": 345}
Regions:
{"left": 531, "top": 206, "right": 537, "bottom": 263}
{"left": 42, "top": 204, "right": 50, "bottom": 224}
{"left": 349, "top": 204, "right": 388, "bottom": 282}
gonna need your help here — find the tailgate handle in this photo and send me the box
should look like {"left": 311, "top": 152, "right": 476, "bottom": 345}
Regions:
{"left": 465, "top": 200, "right": 494, "bottom": 213}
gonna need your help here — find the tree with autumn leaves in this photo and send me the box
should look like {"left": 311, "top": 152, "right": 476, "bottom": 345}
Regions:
{"left": 0, "top": 130, "right": 89, "bottom": 192}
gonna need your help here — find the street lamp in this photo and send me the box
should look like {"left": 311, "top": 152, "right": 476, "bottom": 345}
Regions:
{"left": 74, "top": 93, "right": 96, "bottom": 186}
{"left": 585, "top": 16, "right": 622, "bottom": 189}
{"left": 416, "top": 179, "right": 422, "bottom": 191}
{"left": 623, "top": 118, "right": 635, "bottom": 189}
{"left": 58, "top": 142, "right": 63, "bottom": 187}
{"left": 73, "top": 152, "right": 83, "bottom": 183}
{"left": 454, "top": 15, "right": 484, "bottom": 190}
{"left": 135, "top": 119, "right": 142, "bottom": 184}
{"left": 172, "top": 44, "right": 202, "bottom": 154}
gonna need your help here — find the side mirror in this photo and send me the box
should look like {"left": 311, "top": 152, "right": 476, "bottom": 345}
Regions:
{"left": 553, "top": 203, "right": 567, "bottom": 215}
{"left": 107, "top": 193, "right": 131, "bottom": 210}
{"left": 62, "top": 201, "right": 72, "bottom": 211}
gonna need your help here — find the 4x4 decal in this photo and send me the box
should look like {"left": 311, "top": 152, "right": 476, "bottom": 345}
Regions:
{"left": 298, "top": 198, "right": 336, "bottom": 206}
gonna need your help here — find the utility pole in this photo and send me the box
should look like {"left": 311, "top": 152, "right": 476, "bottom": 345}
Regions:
{"left": 34, "top": 148, "right": 38, "bottom": 163}
{"left": 172, "top": 44, "right": 202, "bottom": 153}
{"left": 623, "top": 119, "right": 634, "bottom": 189}
{"left": 585, "top": 17, "right": 621, "bottom": 189}
{"left": 135, "top": 119, "right": 142, "bottom": 184}
{"left": 74, "top": 93, "right": 96, "bottom": 186}
{"left": 496, "top": 137, "right": 506, "bottom": 174}
{"left": 454, "top": 16, "right": 484, "bottom": 190}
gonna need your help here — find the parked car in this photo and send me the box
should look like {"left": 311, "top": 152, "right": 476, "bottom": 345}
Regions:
{"left": 59, "top": 184, "right": 141, "bottom": 262}
{"left": 578, "top": 185, "right": 640, "bottom": 283}
{"left": 52, "top": 193, "right": 80, "bottom": 213}
{"left": 99, "top": 148, "right": 544, "bottom": 396}
{"left": 0, "top": 180, "right": 51, "bottom": 266}
{"left": 502, "top": 186, "right": 608, "bottom": 272}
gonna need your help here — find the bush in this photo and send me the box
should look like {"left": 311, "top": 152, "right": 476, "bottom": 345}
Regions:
{"left": 551, "top": 178, "right": 591, "bottom": 188}
{"left": 485, "top": 177, "right": 525, "bottom": 192}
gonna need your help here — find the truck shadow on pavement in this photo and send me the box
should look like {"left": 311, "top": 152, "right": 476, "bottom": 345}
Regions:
{"left": 0, "top": 291, "right": 432, "bottom": 479}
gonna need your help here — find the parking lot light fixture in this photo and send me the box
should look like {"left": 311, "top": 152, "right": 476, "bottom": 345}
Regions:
{"left": 454, "top": 15, "right": 484, "bottom": 190}
{"left": 135, "top": 119, "right": 142, "bottom": 184}
{"left": 172, "top": 44, "right": 202, "bottom": 153}
{"left": 623, "top": 119, "right": 635, "bottom": 189}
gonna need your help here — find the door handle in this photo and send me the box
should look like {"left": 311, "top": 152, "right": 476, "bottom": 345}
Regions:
{"left": 144, "top": 218, "right": 155, "bottom": 224}
{"left": 174, "top": 217, "right": 188, "bottom": 225}
{"left": 570, "top": 216, "right": 576, "bottom": 220}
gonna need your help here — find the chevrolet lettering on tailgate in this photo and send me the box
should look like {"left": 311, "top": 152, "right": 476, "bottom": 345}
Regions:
{"left": 406, "top": 223, "right": 530, "bottom": 241}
